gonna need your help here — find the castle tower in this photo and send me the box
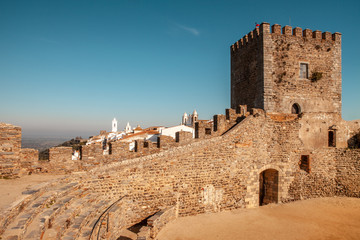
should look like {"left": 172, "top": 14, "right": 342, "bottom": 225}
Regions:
{"left": 112, "top": 118, "right": 118, "bottom": 132}
{"left": 231, "top": 23, "right": 342, "bottom": 115}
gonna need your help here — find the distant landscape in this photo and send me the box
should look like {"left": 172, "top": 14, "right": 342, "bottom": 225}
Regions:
{"left": 22, "top": 137, "right": 70, "bottom": 151}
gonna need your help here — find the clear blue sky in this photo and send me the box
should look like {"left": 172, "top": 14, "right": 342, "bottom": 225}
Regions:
{"left": 1, "top": 0, "right": 359, "bottom": 138}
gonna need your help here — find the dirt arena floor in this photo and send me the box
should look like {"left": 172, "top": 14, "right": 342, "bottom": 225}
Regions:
{"left": 157, "top": 197, "right": 360, "bottom": 240}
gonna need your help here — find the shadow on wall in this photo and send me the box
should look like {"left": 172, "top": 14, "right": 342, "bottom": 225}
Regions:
{"left": 347, "top": 133, "right": 360, "bottom": 149}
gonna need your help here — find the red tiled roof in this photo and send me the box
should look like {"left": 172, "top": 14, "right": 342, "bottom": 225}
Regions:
{"left": 121, "top": 130, "right": 159, "bottom": 140}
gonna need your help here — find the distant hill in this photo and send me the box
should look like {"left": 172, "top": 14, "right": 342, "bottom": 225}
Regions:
{"left": 22, "top": 137, "right": 69, "bottom": 151}
{"left": 22, "top": 137, "right": 88, "bottom": 160}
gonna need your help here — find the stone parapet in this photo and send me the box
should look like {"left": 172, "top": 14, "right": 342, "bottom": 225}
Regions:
{"left": 0, "top": 123, "right": 21, "bottom": 178}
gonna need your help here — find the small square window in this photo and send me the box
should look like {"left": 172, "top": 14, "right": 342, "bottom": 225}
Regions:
{"left": 300, "top": 63, "right": 308, "bottom": 79}
{"left": 205, "top": 128, "right": 211, "bottom": 135}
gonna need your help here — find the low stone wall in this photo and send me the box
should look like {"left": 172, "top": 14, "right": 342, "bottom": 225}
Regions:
{"left": 148, "top": 207, "right": 176, "bottom": 239}
{"left": 110, "top": 141, "right": 132, "bottom": 158}
{"left": 336, "top": 149, "right": 360, "bottom": 197}
{"left": 175, "top": 131, "right": 193, "bottom": 144}
{"left": 49, "top": 147, "right": 76, "bottom": 173}
{"left": 0, "top": 123, "right": 21, "bottom": 178}
{"left": 81, "top": 143, "right": 104, "bottom": 167}
{"left": 19, "top": 148, "right": 39, "bottom": 173}
{"left": 195, "top": 121, "right": 213, "bottom": 139}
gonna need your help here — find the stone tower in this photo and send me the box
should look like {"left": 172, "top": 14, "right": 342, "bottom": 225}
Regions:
{"left": 230, "top": 22, "right": 342, "bottom": 115}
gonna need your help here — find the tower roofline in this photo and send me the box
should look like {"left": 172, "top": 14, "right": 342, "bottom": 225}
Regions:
{"left": 231, "top": 22, "right": 341, "bottom": 52}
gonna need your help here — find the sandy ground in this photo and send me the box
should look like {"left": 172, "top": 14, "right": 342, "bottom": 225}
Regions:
{"left": 0, "top": 174, "right": 64, "bottom": 211}
{"left": 157, "top": 197, "right": 360, "bottom": 240}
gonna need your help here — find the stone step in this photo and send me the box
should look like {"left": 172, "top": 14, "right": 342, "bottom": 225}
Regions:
{"left": 1, "top": 193, "right": 56, "bottom": 240}
{"left": 0, "top": 179, "right": 58, "bottom": 235}
{"left": 41, "top": 193, "right": 97, "bottom": 240}
{"left": 76, "top": 199, "right": 113, "bottom": 240}
{"left": 1, "top": 181, "right": 80, "bottom": 240}
{"left": 24, "top": 189, "right": 86, "bottom": 240}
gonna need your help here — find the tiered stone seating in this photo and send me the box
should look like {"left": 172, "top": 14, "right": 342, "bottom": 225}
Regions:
{"left": 1, "top": 178, "right": 80, "bottom": 240}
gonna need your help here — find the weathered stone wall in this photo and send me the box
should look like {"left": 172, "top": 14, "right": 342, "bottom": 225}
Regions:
{"left": 19, "top": 148, "right": 39, "bottom": 172}
{"left": 81, "top": 143, "right": 104, "bottom": 166}
{"left": 288, "top": 148, "right": 360, "bottom": 200}
{"left": 1, "top": 112, "right": 359, "bottom": 239}
{"left": 335, "top": 149, "right": 360, "bottom": 197}
{"left": 49, "top": 146, "right": 76, "bottom": 173}
{"left": 231, "top": 23, "right": 342, "bottom": 114}
{"left": 175, "top": 131, "right": 193, "bottom": 144}
{"left": 266, "top": 24, "right": 342, "bottom": 114}
{"left": 82, "top": 112, "right": 304, "bottom": 227}
{"left": 0, "top": 123, "right": 21, "bottom": 178}
{"left": 135, "top": 139, "right": 160, "bottom": 156}
{"left": 76, "top": 111, "right": 360, "bottom": 234}
{"left": 195, "top": 121, "right": 213, "bottom": 139}
{"left": 110, "top": 141, "right": 133, "bottom": 158}
{"left": 231, "top": 27, "right": 264, "bottom": 109}
{"left": 157, "top": 135, "right": 177, "bottom": 150}
{"left": 298, "top": 113, "right": 360, "bottom": 150}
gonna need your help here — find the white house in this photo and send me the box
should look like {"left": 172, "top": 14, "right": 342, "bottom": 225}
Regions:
{"left": 160, "top": 125, "right": 194, "bottom": 139}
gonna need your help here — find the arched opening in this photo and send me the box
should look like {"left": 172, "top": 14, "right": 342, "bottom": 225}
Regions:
{"left": 259, "top": 169, "right": 279, "bottom": 206}
{"left": 291, "top": 103, "right": 301, "bottom": 114}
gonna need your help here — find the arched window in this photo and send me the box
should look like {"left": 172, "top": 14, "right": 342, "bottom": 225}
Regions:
{"left": 291, "top": 103, "right": 301, "bottom": 114}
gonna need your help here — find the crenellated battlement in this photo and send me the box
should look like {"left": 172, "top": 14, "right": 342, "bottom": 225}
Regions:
{"left": 231, "top": 27, "right": 261, "bottom": 52}
{"left": 231, "top": 22, "right": 341, "bottom": 52}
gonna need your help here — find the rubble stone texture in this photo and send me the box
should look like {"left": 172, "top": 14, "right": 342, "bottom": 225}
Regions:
{"left": 19, "top": 148, "right": 39, "bottom": 171}
{"left": 0, "top": 123, "right": 21, "bottom": 178}
{"left": 49, "top": 146, "right": 77, "bottom": 173}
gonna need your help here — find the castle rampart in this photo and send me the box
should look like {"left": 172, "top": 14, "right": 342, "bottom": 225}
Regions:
{"left": 0, "top": 123, "right": 21, "bottom": 178}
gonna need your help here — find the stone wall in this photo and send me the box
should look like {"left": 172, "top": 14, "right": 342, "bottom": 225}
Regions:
{"left": 298, "top": 113, "right": 360, "bottom": 150}
{"left": 175, "top": 131, "right": 193, "bottom": 144}
{"left": 82, "top": 112, "right": 302, "bottom": 226}
{"left": 74, "top": 110, "right": 359, "bottom": 235}
{"left": 110, "top": 141, "right": 133, "bottom": 158}
{"left": 19, "top": 148, "right": 39, "bottom": 173}
{"left": 231, "top": 27, "right": 263, "bottom": 109}
{"left": 0, "top": 123, "right": 21, "bottom": 178}
{"left": 267, "top": 24, "right": 342, "bottom": 114}
{"left": 157, "top": 135, "right": 177, "bottom": 150}
{"left": 195, "top": 121, "right": 213, "bottom": 139}
{"left": 81, "top": 143, "right": 104, "bottom": 167}
{"left": 1, "top": 111, "right": 359, "bottom": 239}
{"left": 335, "top": 149, "right": 360, "bottom": 197}
{"left": 49, "top": 146, "right": 76, "bottom": 173}
{"left": 135, "top": 139, "right": 160, "bottom": 156}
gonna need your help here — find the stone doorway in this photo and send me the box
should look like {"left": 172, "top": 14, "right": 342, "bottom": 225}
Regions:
{"left": 259, "top": 169, "right": 279, "bottom": 206}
